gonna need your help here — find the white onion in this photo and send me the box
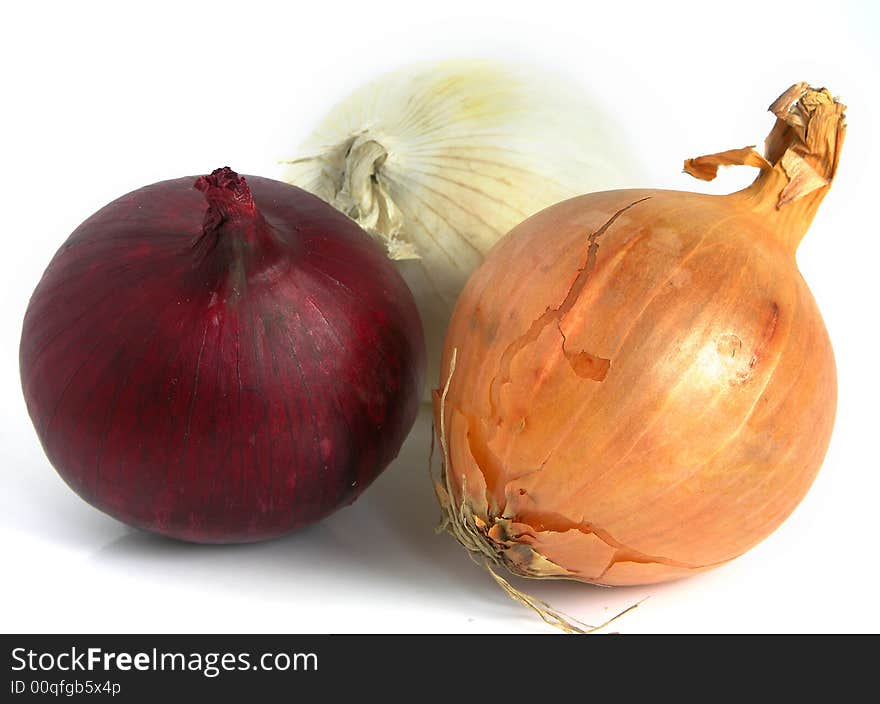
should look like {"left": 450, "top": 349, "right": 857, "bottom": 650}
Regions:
{"left": 281, "top": 60, "right": 643, "bottom": 394}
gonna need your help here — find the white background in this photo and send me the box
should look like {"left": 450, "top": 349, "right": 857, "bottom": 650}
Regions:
{"left": 1, "top": 0, "right": 877, "bottom": 634}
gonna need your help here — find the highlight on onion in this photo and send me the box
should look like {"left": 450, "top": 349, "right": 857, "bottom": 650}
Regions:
{"left": 434, "top": 83, "right": 844, "bottom": 596}
{"left": 281, "top": 60, "right": 643, "bottom": 398}
{"left": 20, "top": 167, "right": 425, "bottom": 543}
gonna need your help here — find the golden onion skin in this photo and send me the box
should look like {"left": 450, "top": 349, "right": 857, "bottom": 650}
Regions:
{"left": 434, "top": 84, "right": 842, "bottom": 586}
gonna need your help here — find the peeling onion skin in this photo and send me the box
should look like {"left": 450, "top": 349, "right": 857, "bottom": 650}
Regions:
{"left": 21, "top": 168, "right": 425, "bottom": 543}
{"left": 434, "top": 84, "right": 842, "bottom": 586}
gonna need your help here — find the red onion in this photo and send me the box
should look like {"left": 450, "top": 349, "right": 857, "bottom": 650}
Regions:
{"left": 20, "top": 167, "right": 425, "bottom": 543}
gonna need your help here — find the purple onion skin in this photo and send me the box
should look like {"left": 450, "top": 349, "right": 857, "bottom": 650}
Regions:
{"left": 20, "top": 168, "right": 425, "bottom": 543}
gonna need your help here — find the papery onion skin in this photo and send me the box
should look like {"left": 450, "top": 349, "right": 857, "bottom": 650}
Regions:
{"left": 21, "top": 168, "right": 425, "bottom": 543}
{"left": 434, "top": 84, "right": 842, "bottom": 586}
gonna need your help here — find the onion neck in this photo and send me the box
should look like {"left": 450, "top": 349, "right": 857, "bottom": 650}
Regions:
{"left": 192, "top": 167, "right": 286, "bottom": 291}
{"left": 285, "top": 134, "right": 415, "bottom": 260}
{"left": 734, "top": 167, "right": 831, "bottom": 254}
{"left": 332, "top": 134, "right": 414, "bottom": 259}
{"left": 685, "top": 83, "right": 846, "bottom": 256}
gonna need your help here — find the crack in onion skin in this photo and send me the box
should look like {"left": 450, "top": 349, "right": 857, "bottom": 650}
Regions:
{"left": 21, "top": 168, "right": 425, "bottom": 543}
{"left": 433, "top": 84, "right": 843, "bottom": 586}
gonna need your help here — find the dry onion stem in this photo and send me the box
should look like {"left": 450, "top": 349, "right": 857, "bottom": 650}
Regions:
{"left": 432, "top": 83, "right": 845, "bottom": 629}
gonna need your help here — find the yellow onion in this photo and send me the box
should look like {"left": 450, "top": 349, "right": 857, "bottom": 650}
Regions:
{"left": 434, "top": 83, "right": 844, "bottom": 595}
